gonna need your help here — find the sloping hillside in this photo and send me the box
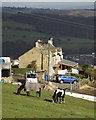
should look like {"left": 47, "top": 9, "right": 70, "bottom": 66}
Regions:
{"left": 2, "top": 7, "right": 94, "bottom": 58}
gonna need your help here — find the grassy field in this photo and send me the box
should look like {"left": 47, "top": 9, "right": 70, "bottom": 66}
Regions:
{"left": 2, "top": 83, "right": 95, "bottom": 118}
{"left": 3, "top": 20, "right": 94, "bottom": 49}
{"left": 2, "top": 18, "right": 94, "bottom": 59}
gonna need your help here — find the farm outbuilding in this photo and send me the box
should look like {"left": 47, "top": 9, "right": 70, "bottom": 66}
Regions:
{"left": 53, "top": 59, "right": 79, "bottom": 74}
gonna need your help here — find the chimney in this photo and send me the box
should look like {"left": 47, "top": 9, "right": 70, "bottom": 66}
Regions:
{"left": 35, "top": 39, "right": 42, "bottom": 48}
{"left": 48, "top": 37, "right": 53, "bottom": 46}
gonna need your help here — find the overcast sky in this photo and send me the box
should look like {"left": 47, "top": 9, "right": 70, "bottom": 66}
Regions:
{"left": 2, "top": 1, "right": 95, "bottom": 9}
{"left": 1, "top": 0, "right": 95, "bottom": 2}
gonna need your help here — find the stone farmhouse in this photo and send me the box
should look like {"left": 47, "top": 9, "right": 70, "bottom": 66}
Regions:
{"left": 19, "top": 38, "right": 63, "bottom": 76}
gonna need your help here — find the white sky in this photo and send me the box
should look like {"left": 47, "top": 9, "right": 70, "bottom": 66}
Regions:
{"left": 1, "top": 0, "right": 95, "bottom": 2}
{"left": 1, "top": 0, "right": 95, "bottom": 9}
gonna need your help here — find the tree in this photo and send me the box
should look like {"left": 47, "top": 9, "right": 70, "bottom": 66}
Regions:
{"left": 82, "top": 64, "right": 95, "bottom": 82}
{"left": 82, "top": 64, "right": 90, "bottom": 71}
{"left": 85, "top": 67, "right": 94, "bottom": 81}
{"left": 82, "top": 64, "right": 90, "bottom": 78}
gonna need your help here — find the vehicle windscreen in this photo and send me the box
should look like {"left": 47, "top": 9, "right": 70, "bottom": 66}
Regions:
{"left": 58, "top": 74, "right": 70, "bottom": 78}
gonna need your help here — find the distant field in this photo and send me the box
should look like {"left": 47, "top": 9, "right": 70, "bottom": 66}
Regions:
{"left": 2, "top": 20, "right": 94, "bottom": 48}
{"left": 2, "top": 11, "right": 94, "bottom": 57}
{"left": 2, "top": 21, "right": 49, "bottom": 42}
{"left": 2, "top": 83, "right": 95, "bottom": 118}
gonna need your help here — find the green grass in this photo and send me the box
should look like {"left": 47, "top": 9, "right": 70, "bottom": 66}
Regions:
{"left": 2, "top": 29, "right": 49, "bottom": 42}
{"left": 3, "top": 19, "right": 94, "bottom": 44}
{"left": 55, "top": 35, "right": 94, "bottom": 51}
{"left": 12, "top": 68, "right": 35, "bottom": 75}
{"left": 2, "top": 20, "right": 50, "bottom": 42}
{"left": 2, "top": 83, "right": 95, "bottom": 118}
{"left": 3, "top": 27, "right": 94, "bottom": 54}
{"left": 3, "top": 20, "right": 36, "bottom": 31}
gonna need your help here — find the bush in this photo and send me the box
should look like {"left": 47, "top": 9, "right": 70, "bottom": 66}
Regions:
{"left": 79, "top": 78, "right": 95, "bottom": 87}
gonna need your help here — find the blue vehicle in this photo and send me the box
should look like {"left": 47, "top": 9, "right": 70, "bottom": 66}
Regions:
{"left": 55, "top": 74, "right": 78, "bottom": 84}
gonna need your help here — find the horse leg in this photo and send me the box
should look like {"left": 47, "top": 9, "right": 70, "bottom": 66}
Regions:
{"left": 62, "top": 96, "right": 65, "bottom": 104}
{"left": 17, "top": 85, "right": 25, "bottom": 95}
{"left": 38, "top": 88, "right": 41, "bottom": 97}
{"left": 36, "top": 88, "right": 41, "bottom": 97}
{"left": 26, "top": 91, "right": 30, "bottom": 96}
{"left": 52, "top": 95, "right": 55, "bottom": 103}
{"left": 54, "top": 95, "right": 58, "bottom": 103}
{"left": 57, "top": 96, "right": 59, "bottom": 103}
{"left": 59, "top": 97, "right": 62, "bottom": 104}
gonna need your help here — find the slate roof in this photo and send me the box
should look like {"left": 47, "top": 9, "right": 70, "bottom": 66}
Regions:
{"left": 59, "top": 59, "right": 78, "bottom": 66}
{"left": 39, "top": 43, "right": 60, "bottom": 56}
{"left": 42, "top": 44, "right": 56, "bottom": 53}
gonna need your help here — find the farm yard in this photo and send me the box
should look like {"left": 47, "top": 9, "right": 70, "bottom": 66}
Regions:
{"left": 1, "top": 83, "right": 95, "bottom": 118}
{"left": 1, "top": 5, "right": 95, "bottom": 119}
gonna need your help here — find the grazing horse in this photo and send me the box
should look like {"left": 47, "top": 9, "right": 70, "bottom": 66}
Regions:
{"left": 17, "top": 80, "right": 42, "bottom": 97}
{"left": 52, "top": 88, "right": 69, "bottom": 104}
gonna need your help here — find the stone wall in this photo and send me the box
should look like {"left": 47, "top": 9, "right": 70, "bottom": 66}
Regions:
{"left": 19, "top": 47, "right": 48, "bottom": 72}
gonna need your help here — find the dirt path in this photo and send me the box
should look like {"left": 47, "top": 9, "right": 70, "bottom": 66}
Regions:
{"left": 66, "top": 92, "right": 96, "bottom": 102}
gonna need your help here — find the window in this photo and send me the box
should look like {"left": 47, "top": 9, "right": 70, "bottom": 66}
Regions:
{"left": 2, "top": 69, "right": 10, "bottom": 77}
{"left": 27, "top": 74, "right": 36, "bottom": 78}
{"left": 59, "top": 65, "right": 61, "bottom": 68}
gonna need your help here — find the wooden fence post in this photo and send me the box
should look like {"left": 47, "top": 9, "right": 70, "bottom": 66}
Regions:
{"left": 70, "top": 82, "right": 72, "bottom": 94}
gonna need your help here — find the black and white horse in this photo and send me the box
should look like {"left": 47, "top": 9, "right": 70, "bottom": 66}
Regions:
{"left": 52, "top": 88, "right": 69, "bottom": 104}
